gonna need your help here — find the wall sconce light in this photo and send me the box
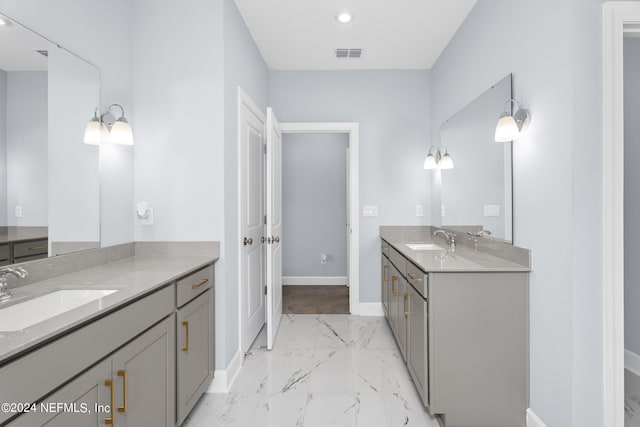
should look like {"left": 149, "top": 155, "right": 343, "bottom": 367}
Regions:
{"left": 83, "top": 104, "right": 134, "bottom": 145}
{"left": 423, "top": 146, "right": 454, "bottom": 170}
{"left": 494, "top": 99, "right": 530, "bottom": 142}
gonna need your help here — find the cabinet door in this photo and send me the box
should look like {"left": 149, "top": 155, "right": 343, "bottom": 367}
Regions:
{"left": 381, "top": 254, "right": 390, "bottom": 318}
{"left": 397, "top": 277, "right": 408, "bottom": 361}
{"left": 176, "top": 289, "right": 215, "bottom": 425}
{"left": 388, "top": 265, "right": 401, "bottom": 337}
{"left": 407, "top": 284, "right": 429, "bottom": 407}
{"left": 7, "top": 359, "right": 112, "bottom": 427}
{"left": 111, "top": 315, "right": 176, "bottom": 427}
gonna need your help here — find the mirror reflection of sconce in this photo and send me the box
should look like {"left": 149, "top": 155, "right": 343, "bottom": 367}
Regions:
{"left": 424, "top": 146, "right": 454, "bottom": 170}
{"left": 494, "top": 99, "right": 530, "bottom": 142}
{"left": 84, "top": 104, "right": 134, "bottom": 145}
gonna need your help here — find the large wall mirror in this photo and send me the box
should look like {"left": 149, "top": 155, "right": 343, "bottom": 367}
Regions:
{"left": 0, "top": 14, "right": 100, "bottom": 265}
{"left": 438, "top": 74, "right": 513, "bottom": 243}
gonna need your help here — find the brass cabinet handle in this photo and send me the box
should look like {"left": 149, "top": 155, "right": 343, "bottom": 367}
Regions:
{"left": 383, "top": 265, "right": 389, "bottom": 282}
{"left": 182, "top": 321, "right": 189, "bottom": 352}
{"left": 104, "top": 379, "right": 115, "bottom": 425}
{"left": 407, "top": 273, "right": 422, "bottom": 282}
{"left": 28, "top": 246, "right": 46, "bottom": 251}
{"left": 192, "top": 278, "right": 209, "bottom": 289}
{"left": 117, "top": 370, "right": 127, "bottom": 413}
{"left": 243, "top": 237, "right": 253, "bottom": 246}
{"left": 391, "top": 276, "right": 398, "bottom": 297}
{"left": 404, "top": 293, "right": 409, "bottom": 318}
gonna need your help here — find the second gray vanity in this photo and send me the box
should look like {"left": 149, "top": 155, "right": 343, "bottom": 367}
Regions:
{"left": 381, "top": 226, "right": 530, "bottom": 427}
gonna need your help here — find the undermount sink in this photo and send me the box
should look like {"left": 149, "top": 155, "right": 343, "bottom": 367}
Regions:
{"left": 0, "top": 289, "right": 117, "bottom": 332}
{"left": 405, "top": 243, "right": 445, "bottom": 251}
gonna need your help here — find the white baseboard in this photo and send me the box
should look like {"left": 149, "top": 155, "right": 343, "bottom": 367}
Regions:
{"left": 359, "top": 302, "right": 384, "bottom": 316}
{"left": 526, "top": 409, "right": 547, "bottom": 427}
{"left": 207, "top": 349, "right": 242, "bottom": 393}
{"left": 283, "top": 276, "right": 348, "bottom": 286}
{"left": 626, "top": 348, "right": 640, "bottom": 377}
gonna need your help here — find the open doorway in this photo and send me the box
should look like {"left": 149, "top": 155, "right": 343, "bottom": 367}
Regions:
{"left": 280, "top": 122, "right": 360, "bottom": 315}
{"left": 281, "top": 132, "right": 349, "bottom": 314}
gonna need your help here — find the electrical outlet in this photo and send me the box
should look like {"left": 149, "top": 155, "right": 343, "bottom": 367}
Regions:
{"left": 416, "top": 205, "right": 424, "bottom": 217}
{"left": 14, "top": 206, "right": 22, "bottom": 218}
{"left": 362, "top": 205, "right": 378, "bottom": 217}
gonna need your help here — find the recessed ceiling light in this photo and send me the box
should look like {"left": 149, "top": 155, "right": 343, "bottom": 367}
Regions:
{"left": 335, "top": 10, "right": 354, "bottom": 24}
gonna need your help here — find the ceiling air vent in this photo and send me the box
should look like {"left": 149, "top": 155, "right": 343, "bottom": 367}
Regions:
{"left": 335, "top": 48, "right": 363, "bottom": 59}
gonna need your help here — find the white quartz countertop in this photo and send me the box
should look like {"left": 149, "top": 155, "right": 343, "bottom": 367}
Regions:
{"left": 380, "top": 227, "right": 530, "bottom": 273}
{"left": 0, "top": 254, "right": 216, "bottom": 364}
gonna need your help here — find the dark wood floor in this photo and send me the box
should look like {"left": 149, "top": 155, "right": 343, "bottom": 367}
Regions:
{"left": 283, "top": 285, "right": 349, "bottom": 314}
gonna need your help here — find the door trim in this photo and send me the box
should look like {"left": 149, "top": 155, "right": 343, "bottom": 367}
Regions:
{"left": 602, "top": 3, "right": 640, "bottom": 426}
{"left": 237, "top": 86, "right": 266, "bottom": 356}
{"left": 279, "top": 122, "right": 360, "bottom": 315}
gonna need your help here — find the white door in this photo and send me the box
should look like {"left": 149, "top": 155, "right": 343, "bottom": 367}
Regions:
{"left": 239, "top": 89, "right": 266, "bottom": 353}
{"left": 266, "top": 108, "right": 283, "bottom": 350}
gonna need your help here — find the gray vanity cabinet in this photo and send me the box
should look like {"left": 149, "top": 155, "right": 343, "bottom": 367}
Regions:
{"left": 396, "top": 275, "right": 409, "bottom": 361}
{"left": 381, "top": 253, "right": 390, "bottom": 318}
{"left": 111, "top": 315, "right": 176, "bottom": 427}
{"left": 7, "top": 359, "right": 112, "bottom": 427}
{"left": 406, "top": 282, "right": 428, "bottom": 406}
{"left": 388, "top": 264, "right": 401, "bottom": 341}
{"left": 176, "top": 287, "right": 215, "bottom": 425}
{"left": 7, "top": 316, "right": 175, "bottom": 427}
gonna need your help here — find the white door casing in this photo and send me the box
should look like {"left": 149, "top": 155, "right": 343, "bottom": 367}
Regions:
{"left": 603, "top": 3, "right": 640, "bottom": 426}
{"left": 266, "top": 108, "right": 283, "bottom": 350}
{"left": 238, "top": 87, "right": 266, "bottom": 353}
{"left": 278, "top": 122, "right": 360, "bottom": 314}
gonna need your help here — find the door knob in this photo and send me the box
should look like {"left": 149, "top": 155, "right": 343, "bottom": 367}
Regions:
{"left": 243, "top": 237, "right": 253, "bottom": 246}
{"left": 260, "top": 236, "right": 266, "bottom": 243}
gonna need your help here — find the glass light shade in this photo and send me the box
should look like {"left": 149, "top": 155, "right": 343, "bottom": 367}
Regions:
{"left": 109, "top": 118, "right": 134, "bottom": 145}
{"left": 440, "top": 153, "right": 454, "bottom": 170}
{"left": 83, "top": 118, "right": 101, "bottom": 145}
{"left": 494, "top": 113, "right": 519, "bottom": 142}
{"left": 423, "top": 153, "right": 437, "bottom": 169}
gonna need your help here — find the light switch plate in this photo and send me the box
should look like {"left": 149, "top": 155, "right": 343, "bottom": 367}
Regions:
{"left": 441, "top": 205, "right": 446, "bottom": 217}
{"left": 14, "top": 206, "right": 22, "bottom": 218}
{"left": 483, "top": 204, "right": 501, "bottom": 217}
{"left": 416, "top": 205, "right": 424, "bottom": 217}
{"left": 362, "top": 205, "right": 378, "bottom": 217}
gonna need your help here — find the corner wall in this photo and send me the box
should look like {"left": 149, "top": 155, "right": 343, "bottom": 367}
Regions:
{"left": 430, "top": 0, "right": 603, "bottom": 425}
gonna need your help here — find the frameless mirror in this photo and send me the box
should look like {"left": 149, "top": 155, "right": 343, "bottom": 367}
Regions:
{"left": 438, "top": 74, "right": 513, "bottom": 243}
{"left": 0, "top": 15, "right": 100, "bottom": 265}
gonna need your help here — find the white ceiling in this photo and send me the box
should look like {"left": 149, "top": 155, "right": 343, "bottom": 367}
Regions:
{"left": 0, "top": 16, "right": 48, "bottom": 72}
{"left": 233, "top": 0, "right": 477, "bottom": 70}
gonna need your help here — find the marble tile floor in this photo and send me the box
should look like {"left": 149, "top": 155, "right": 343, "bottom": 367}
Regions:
{"left": 627, "top": 369, "right": 640, "bottom": 427}
{"left": 184, "top": 314, "right": 439, "bottom": 427}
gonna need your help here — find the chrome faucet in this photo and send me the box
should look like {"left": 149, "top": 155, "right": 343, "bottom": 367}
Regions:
{"left": 467, "top": 230, "right": 492, "bottom": 238}
{"left": 0, "top": 266, "right": 28, "bottom": 303}
{"left": 434, "top": 230, "right": 457, "bottom": 252}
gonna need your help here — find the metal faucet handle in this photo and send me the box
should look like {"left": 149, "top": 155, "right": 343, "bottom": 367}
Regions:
{"left": 0, "top": 266, "right": 28, "bottom": 279}
{"left": 467, "top": 230, "right": 491, "bottom": 238}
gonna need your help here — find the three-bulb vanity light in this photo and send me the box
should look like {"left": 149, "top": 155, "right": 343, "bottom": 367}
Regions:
{"left": 83, "top": 104, "right": 134, "bottom": 146}
{"left": 494, "top": 99, "right": 530, "bottom": 142}
{"left": 423, "top": 146, "right": 454, "bottom": 170}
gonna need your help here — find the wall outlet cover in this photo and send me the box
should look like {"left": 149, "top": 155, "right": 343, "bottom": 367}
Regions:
{"left": 362, "top": 205, "right": 378, "bottom": 217}
{"left": 416, "top": 205, "right": 424, "bottom": 217}
{"left": 14, "top": 206, "right": 23, "bottom": 218}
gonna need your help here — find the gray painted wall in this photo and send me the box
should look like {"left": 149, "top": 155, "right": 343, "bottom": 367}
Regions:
{"left": 0, "top": 70, "right": 6, "bottom": 226}
{"left": 269, "top": 70, "right": 431, "bottom": 303}
{"left": 282, "top": 133, "right": 348, "bottom": 277}
{"left": 430, "top": 0, "right": 603, "bottom": 426}
{"left": 625, "top": 38, "right": 640, "bottom": 356}
{"left": 6, "top": 71, "right": 47, "bottom": 226}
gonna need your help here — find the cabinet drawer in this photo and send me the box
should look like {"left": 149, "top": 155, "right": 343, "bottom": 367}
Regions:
{"left": 389, "top": 246, "right": 406, "bottom": 276}
{"left": 406, "top": 261, "right": 428, "bottom": 299}
{"left": 14, "top": 239, "right": 47, "bottom": 258}
{"left": 177, "top": 265, "right": 214, "bottom": 307}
